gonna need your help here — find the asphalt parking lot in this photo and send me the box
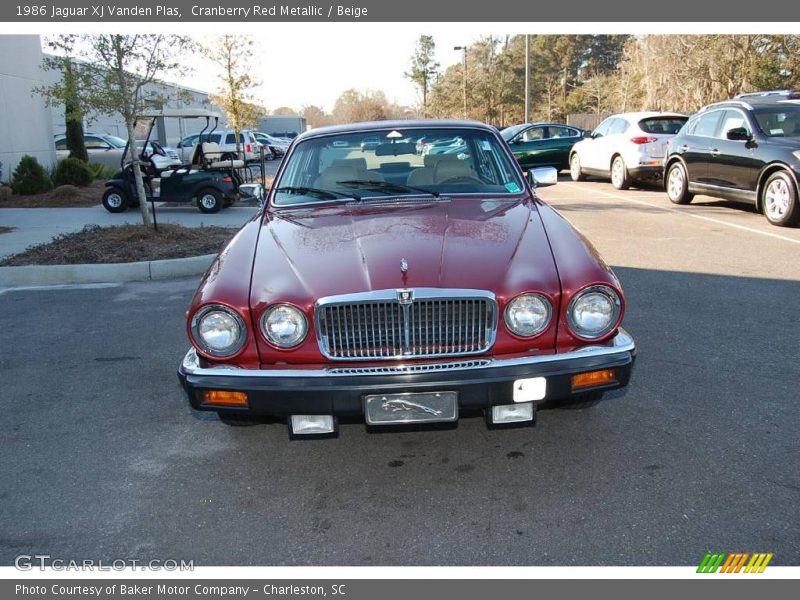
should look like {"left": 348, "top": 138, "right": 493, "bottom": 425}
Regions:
{"left": 1, "top": 177, "right": 798, "bottom": 566}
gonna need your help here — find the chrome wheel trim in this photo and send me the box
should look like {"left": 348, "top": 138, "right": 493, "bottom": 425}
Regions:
{"left": 765, "top": 177, "right": 791, "bottom": 220}
{"left": 611, "top": 158, "right": 624, "bottom": 186}
{"left": 106, "top": 193, "right": 123, "bottom": 208}
{"left": 200, "top": 194, "right": 218, "bottom": 209}
{"left": 570, "top": 155, "right": 580, "bottom": 178}
{"left": 667, "top": 165, "right": 684, "bottom": 200}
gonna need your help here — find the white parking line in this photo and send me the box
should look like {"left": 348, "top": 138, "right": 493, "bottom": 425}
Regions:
{"left": 559, "top": 183, "right": 800, "bottom": 246}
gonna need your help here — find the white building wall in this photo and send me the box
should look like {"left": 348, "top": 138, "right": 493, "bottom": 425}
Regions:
{"left": 0, "top": 35, "right": 55, "bottom": 182}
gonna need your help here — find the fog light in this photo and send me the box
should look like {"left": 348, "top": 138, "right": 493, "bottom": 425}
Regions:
{"left": 290, "top": 415, "right": 335, "bottom": 435}
{"left": 571, "top": 369, "right": 616, "bottom": 390}
{"left": 490, "top": 402, "right": 534, "bottom": 424}
{"left": 203, "top": 390, "right": 248, "bottom": 406}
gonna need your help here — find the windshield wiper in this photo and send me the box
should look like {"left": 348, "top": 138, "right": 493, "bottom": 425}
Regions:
{"left": 274, "top": 186, "right": 361, "bottom": 201}
{"left": 336, "top": 180, "right": 441, "bottom": 198}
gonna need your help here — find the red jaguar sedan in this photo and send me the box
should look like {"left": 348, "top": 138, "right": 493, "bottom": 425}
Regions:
{"left": 178, "top": 120, "right": 636, "bottom": 436}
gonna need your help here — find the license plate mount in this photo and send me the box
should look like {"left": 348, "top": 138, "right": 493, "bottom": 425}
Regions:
{"left": 364, "top": 391, "right": 458, "bottom": 425}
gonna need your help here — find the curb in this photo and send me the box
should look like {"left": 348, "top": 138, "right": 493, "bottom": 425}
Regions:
{"left": 0, "top": 253, "right": 216, "bottom": 287}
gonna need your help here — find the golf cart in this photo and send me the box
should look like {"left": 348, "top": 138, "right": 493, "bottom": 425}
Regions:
{"left": 102, "top": 109, "right": 247, "bottom": 214}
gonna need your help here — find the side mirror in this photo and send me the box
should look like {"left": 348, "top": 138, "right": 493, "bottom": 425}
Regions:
{"left": 527, "top": 166, "right": 558, "bottom": 189}
{"left": 511, "top": 137, "right": 522, "bottom": 145}
{"left": 239, "top": 183, "right": 265, "bottom": 204}
{"left": 583, "top": 130, "right": 593, "bottom": 138}
{"left": 726, "top": 127, "right": 752, "bottom": 142}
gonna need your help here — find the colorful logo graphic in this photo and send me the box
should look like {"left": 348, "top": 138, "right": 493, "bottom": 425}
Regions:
{"left": 697, "top": 552, "right": 773, "bottom": 573}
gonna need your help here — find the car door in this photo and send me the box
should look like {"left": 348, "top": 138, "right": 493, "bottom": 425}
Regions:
{"left": 177, "top": 134, "right": 198, "bottom": 162}
{"left": 579, "top": 118, "right": 614, "bottom": 171}
{"left": 706, "top": 109, "right": 763, "bottom": 196}
{"left": 673, "top": 110, "right": 723, "bottom": 185}
{"left": 508, "top": 125, "right": 547, "bottom": 168}
{"left": 84, "top": 135, "right": 123, "bottom": 168}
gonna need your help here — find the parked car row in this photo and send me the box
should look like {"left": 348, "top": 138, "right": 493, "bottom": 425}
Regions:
{"left": 499, "top": 90, "right": 800, "bottom": 227}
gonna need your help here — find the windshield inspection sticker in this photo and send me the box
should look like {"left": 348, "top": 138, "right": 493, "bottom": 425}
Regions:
{"left": 505, "top": 182, "right": 521, "bottom": 192}
{"left": 770, "top": 128, "right": 784, "bottom": 135}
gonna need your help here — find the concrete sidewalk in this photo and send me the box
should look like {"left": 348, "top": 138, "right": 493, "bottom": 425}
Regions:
{"left": 0, "top": 203, "right": 259, "bottom": 259}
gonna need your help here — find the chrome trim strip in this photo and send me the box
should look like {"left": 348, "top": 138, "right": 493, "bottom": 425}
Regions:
{"left": 181, "top": 328, "right": 635, "bottom": 379}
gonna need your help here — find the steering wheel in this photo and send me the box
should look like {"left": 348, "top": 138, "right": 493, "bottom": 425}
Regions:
{"left": 440, "top": 176, "right": 483, "bottom": 185}
{"left": 150, "top": 142, "right": 167, "bottom": 157}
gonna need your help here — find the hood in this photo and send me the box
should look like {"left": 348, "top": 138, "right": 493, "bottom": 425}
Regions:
{"left": 249, "top": 197, "right": 560, "bottom": 310}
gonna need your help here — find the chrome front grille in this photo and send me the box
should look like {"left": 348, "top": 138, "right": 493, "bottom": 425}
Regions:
{"left": 315, "top": 289, "right": 497, "bottom": 361}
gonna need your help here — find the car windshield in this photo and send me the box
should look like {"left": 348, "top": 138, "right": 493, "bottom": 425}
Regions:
{"left": 753, "top": 105, "right": 800, "bottom": 138}
{"left": 500, "top": 124, "right": 527, "bottom": 141}
{"left": 638, "top": 117, "right": 688, "bottom": 134}
{"left": 273, "top": 127, "right": 524, "bottom": 206}
{"left": 103, "top": 135, "right": 127, "bottom": 148}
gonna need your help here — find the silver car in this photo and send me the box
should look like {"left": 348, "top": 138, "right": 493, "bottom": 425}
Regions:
{"left": 54, "top": 133, "right": 182, "bottom": 171}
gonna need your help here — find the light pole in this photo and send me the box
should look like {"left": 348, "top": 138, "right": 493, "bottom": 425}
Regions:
{"left": 524, "top": 35, "right": 530, "bottom": 123}
{"left": 454, "top": 45, "right": 467, "bottom": 119}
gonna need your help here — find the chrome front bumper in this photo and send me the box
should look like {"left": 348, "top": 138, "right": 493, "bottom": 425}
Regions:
{"left": 178, "top": 328, "right": 636, "bottom": 416}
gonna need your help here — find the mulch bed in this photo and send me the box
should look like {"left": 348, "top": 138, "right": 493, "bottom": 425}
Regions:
{"left": 0, "top": 223, "right": 237, "bottom": 266}
{"left": 0, "top": 181, "right": 105, "bottom": 208}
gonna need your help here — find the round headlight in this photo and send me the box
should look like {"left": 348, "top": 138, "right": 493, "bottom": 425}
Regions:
{"left": 567, "top": 285, "right": 621, "bottom": 339}
{"left": 504, "top": 293, "right": 552, "bottom": 337}
{"left": 261, "top": 304, "right": 308, "bottom": 348}
{"left": 192, "top": 305, "right": 246, "bottom": 356}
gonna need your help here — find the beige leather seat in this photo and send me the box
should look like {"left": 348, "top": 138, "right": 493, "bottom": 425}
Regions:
{"left": 331, "top": 158, "right": 384, "bottom": 182}
{"left": 407, "top": 154, "right": 458, "bottom": 186}
{"left": 313, "top": 165, "right": 360, "bottom": 190}
{"left": 195, "top": 142, "right": 245, "bottom": 169}
{"left": 433, "top": 159, "right": 479, "bottom": 184}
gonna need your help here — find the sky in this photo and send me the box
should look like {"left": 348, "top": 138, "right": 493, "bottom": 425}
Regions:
{"left": 170, "top": 30, "right": 472, "bottom": 113}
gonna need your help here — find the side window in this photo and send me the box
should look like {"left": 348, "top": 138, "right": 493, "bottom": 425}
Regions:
{"left": 84, "top": 136, "right": 109, "bottom": 149}
{"left": 608, "top": 119, "right": 629, "bottom": 136}
{"left": 54, "top": 138, "right": 67, "bottom": 151}
{"left": 592, "top": 119, "right": 613, "bottom": 138}
{"left": 225, "top": 133, "right": 236, "bottom": 145}
{"left": 547, "top": 126, "right": 576, "bottom": 139}
{"left": 520, "top": 127, "right": 544, "bottom": 142}
{"left": 693, "top": 111, "right": 723, "bottom": 138}
{"left": 718, "top": 110, "right": 750, "bottom": 139}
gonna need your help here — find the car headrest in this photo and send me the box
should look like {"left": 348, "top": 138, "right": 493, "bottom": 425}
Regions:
{"left": 332, "top": 158, "right": 368, "bottom": 170}
{"left": 423, "top": 153, "right": 459, "bottom": 168}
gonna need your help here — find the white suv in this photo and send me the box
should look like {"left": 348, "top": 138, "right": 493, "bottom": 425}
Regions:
{"left": 177, "top": 129, "right": 262, "bottom": 163}
{"left": 569, "top": 112, "right": 688, "bottom": 189}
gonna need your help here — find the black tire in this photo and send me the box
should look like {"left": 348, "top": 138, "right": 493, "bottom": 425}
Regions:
{"left": 196, "top": 188, "right": 223, "bottom": 213}
{"left": 610, "top": 155, "right": 631, "bottom": 190}
{"left": 220, "top": 153, "right": 236, "bottom": 162}
{"left": 551, "top": 391, "right": 604, "bottom": 410}
{"left": 102, "top": 187, "right": 129, "bottom": 213}
{"left": 570, "top": 153, "right": 586, "bottom": 181}
{"left": 218, "top": 411, "right": 261, "bottom": 426}
{"left": 665, "top": 161, "right": 694, "bottom": 205}
{"left": 761, "top": 171, "right": 800, "bottom": 227}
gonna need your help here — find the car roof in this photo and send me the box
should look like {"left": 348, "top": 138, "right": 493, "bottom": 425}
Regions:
{"left": 614, "top": 111, "right": 688, "bottom": 121}
{"left": 297, "top": 119, "right": 497, "bottom": 141}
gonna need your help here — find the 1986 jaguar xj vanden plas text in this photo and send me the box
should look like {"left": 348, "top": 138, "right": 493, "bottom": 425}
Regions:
{"left": 178, "top": 120, "right": 635, "bottom": 436}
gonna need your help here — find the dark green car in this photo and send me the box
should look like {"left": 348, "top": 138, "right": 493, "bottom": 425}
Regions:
{"left": 501, "top": 123, "right": 587, "bottom": 170}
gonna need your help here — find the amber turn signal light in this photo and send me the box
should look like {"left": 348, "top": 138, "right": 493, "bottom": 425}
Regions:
{"left": 203, "top": 390, "right": 248, "bottom": 407}
{"left": 571, "top": 369, "right": 616, "bottom": 390}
